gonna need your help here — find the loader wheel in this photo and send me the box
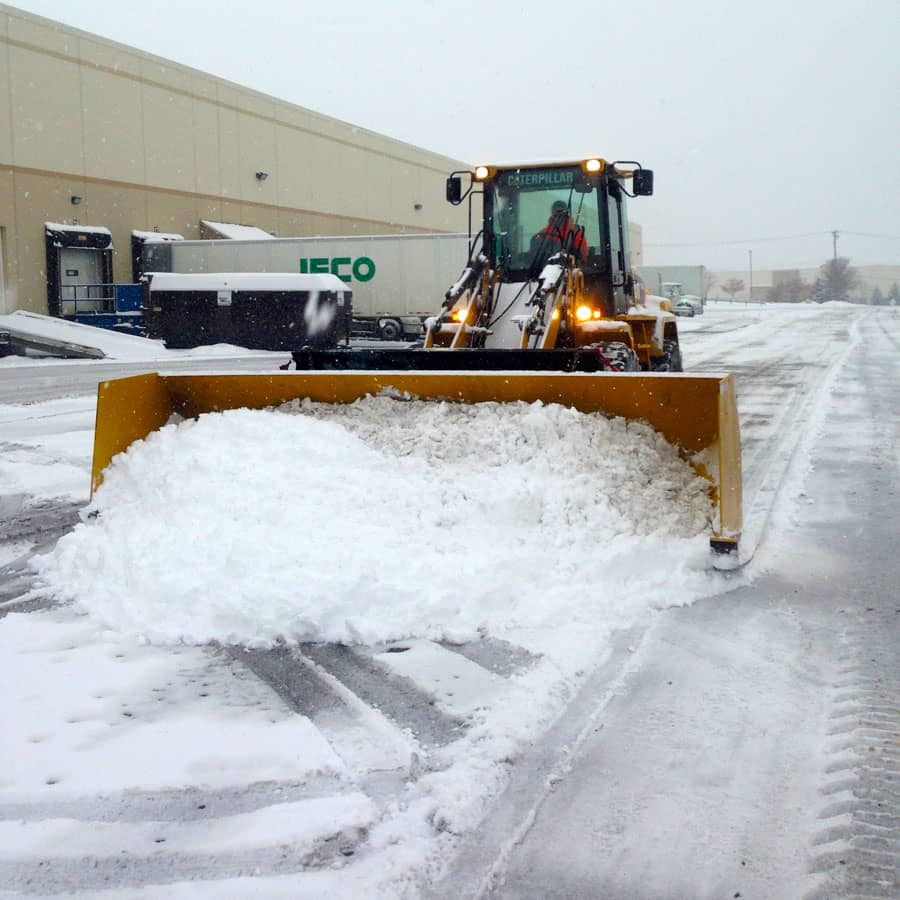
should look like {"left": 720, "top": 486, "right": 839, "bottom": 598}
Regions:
{"left": 378, "top": 318, "right": 403, "bottom": 341}
{"left": 665, "top": 339, "right": 684, "bottom": 372}
{"left": 598, "top": 341, "right": 641, "bottom": 372}
{"left": 652, "top": 339, "right": 683, "bottom": 372}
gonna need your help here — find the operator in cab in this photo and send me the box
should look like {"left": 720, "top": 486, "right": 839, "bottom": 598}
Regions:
{"left": 534, "top": 200, "right": 587, "bottom": 261}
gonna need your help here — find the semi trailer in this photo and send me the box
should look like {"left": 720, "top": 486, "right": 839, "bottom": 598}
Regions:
{"left": 142, "top": 232, "right": 469, "bottom": 342}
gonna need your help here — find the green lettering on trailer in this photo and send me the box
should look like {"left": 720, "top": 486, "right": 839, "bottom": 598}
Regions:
{"left": 352, "top": 257, "right": 375, "bottom": 282}
{"left": 298, "top": 256, "right": 376, "bottom": 283}
{"left": 331, "top": 257, "right": 352, "bottom": 283}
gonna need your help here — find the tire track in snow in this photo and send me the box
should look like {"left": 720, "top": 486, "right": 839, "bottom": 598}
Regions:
{"left": 691, "top": 309, "right": 869, "bottom": 564}
{"left": 806, "top": 312, "right": 900, "bottom": 900}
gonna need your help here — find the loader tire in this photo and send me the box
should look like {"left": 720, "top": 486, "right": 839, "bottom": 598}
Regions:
{"left": 653, "top": 339, "right": 683, "bottom": 372}
{"left": 599, "top": 341, "right": 641, "bottom": 372}
{"left": 665, "top": 339, "right": 684, "bottom": 372}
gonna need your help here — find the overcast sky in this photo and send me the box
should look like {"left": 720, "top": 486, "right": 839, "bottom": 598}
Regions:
{"left": 9, "top": 0, "right": 899, "bottom": 271}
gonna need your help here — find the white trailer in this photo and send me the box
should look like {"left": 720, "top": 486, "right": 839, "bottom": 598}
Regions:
{"left": 143, "top": 233, "right": 470, "bottom": 341}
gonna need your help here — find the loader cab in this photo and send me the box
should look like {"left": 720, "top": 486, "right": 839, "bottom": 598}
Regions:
{"left": 451, "top": 159, "right": 651, "bottom": 317}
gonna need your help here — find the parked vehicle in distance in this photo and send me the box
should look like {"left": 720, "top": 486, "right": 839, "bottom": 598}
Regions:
{"left": 679, "top": 294, "right": 704, "bottom": 314}
{"left": 673, "top": 300, "right": 696, "bottom": 317}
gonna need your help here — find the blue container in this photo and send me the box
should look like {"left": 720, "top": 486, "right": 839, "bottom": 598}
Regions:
{"left": 115, "top": 284, "right": 143, "bottom": 312}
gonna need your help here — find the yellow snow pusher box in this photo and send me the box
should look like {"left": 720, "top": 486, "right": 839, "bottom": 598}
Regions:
{"left": 91, "top": 371, "right": 742, "bottom": 553}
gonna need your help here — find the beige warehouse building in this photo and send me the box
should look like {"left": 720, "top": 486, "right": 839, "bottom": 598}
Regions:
{"left": 0, "top": 3, "right": 473, "bottom": 317}
{"left": 0, "top": 3, "right": 645, "bottom": 322}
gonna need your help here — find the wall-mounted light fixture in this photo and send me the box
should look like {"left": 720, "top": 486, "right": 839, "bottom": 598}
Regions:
{"left": 413, "top": 202, "right": 423, "bottom": 211}
{"left": 255, "top": 171, "right": 269, "bottom": 181}
{"left": 70, "top": 196, "right": 82, "bottom": 205}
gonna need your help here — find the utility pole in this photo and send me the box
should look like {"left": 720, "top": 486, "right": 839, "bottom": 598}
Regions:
{"left": 832, "top": 230, "right": 839, "bottom": 261}
{"left": 748, "top": 249, "right": 753, "bottom": 306}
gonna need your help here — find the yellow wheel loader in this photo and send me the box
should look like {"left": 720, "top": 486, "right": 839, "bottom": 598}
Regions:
{"left": 91, "top": 158, "right": 742, "bottom": 554}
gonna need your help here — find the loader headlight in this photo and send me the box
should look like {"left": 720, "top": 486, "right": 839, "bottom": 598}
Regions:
{"left": 452, "top": 307, "right": 468, "bottom": 323}
{"left": 575, "top": 305, "right": 592, "bottom": 321}
{"left": 474, "top": 165, "right": 490, "bottom": 181}
{"left": 583, "top": 158, "right": 605, "bottom": 174}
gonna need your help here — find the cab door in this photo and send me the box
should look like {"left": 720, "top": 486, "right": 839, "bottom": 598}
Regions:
{"left": 606, "top": 183, "right": 630, "bottom": 315}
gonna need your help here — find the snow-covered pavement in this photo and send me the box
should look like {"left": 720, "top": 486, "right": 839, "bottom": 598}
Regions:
{"left": 0, "top": 303, "right": 897, "bottom": 898}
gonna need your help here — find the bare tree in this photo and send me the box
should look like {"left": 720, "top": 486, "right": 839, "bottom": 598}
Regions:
{"left": 702, "top": 270, "right": 716, "bottom": 301}
{"left": 721, "top": 278, "right": 745, "bottom": 300}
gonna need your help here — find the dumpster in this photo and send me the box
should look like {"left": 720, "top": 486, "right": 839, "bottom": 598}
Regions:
{"left": 144, "top": 273, "right": 352, "bottom": 350}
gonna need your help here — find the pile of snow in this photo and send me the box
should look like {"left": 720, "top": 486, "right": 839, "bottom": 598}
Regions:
{"left": 34, "top": 398, "right": 714, "bottom": 646}
{"left": 0, "top": 311, "right": 278, "bottom": 362}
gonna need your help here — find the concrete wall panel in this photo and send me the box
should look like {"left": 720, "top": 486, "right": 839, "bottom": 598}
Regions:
{"left": 142, "top": 83, "right": 195, "bottom": 192}
{"left": 7, "top": 10, "right": 77, "bottom": 56}
{"left": 77, "top": 36, "right": 142, "bottom": 79}
{"left": 145, "top": 190, "right": 199, "bottom": 240}
{"left": 191, "top": 98, "right": 221, "bottom": 196}
{"left": 302, "top": 132, "right": 342, "bottom": 211}
{"left": 140, "top": 57, "right": 193, "bottom": 96}
{"left": 237, "top": 110, "right": 277, "bottom": 204}
{"left": 80, "top": 180, "right": 146, "bottom": 280}
{"left": 0, "top": 20, "right": 12, "bottom": 166}
{"left": 275, "top": 126, "right": 313, "bottom": 209}
{"left": 81, "top": 66, "right": 145, "bottom": 183}
{"left": 9, "top": 45, "right": 84, "bottom": 174}
{"left": 215, "top": 102, "right": 241, "bottom": 199}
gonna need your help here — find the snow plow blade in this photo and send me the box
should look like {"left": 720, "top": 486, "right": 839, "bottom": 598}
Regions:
{"left": 91, "top": 371, "right": 742, "bottom": 553}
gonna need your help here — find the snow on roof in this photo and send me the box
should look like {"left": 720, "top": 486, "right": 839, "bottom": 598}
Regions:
{"left": 149, "top": 272, "right": 349, "bottom": 293}
{"left": 201, "top": 220, "right": 276, "bottom": 240}
{"left": 132, "top": 230, "right": 184, "bottom": 243}
{"left": 44, "top": 222, "right": 112, "bottom": 236}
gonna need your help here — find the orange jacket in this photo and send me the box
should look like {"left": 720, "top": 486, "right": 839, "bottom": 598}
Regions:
{"left": 538, "top": 216, "right": 587, "bottom": 259}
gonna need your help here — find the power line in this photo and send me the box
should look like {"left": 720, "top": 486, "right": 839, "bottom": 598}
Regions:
{"left": 646, "top": 230, "right": 900, "bottom": 249}
{"left": 646, "top": 231, "right": 830, "bottom": 248}
{"left": 841, "top": 231, "right": 900, "bottom": 240}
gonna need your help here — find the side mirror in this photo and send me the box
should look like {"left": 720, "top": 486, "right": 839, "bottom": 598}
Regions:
{"left": 446, "top": 175, "right": 462, "bottom": 204}
{"left": 633, "top": 169, "right": 654, "bottom": 196}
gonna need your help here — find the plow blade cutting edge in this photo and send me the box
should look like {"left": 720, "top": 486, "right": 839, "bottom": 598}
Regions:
{"left": 91, "top": 371, "right": 742, "bottom": 553}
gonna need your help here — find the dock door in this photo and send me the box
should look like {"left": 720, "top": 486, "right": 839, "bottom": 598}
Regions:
{"left": 44, "top": 223, "right": 113, "bottom": 318}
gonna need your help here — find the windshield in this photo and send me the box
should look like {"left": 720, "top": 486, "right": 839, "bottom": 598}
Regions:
{"left": 490, "top": 166, "right": 605, "bottom": 273}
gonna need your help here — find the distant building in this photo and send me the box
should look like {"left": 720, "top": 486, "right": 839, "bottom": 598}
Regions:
{"left": 637, "top": 265, "right": 707, "bottom": 299}
{"left": 711, "top": 266, "right": 900, "bottom": 302}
